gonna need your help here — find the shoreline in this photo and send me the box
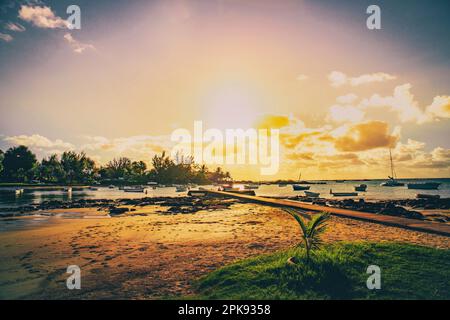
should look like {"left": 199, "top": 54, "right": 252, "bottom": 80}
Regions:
{"left": 1, "top": 194, "right": 448, "bottom": 225}
{"left": 1, "top": 201, "right": 450, "bottom": 299}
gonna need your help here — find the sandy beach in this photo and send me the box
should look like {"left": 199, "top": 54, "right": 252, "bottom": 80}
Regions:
{"left": 1, "top": 200, "right": 449, "bottom": 299}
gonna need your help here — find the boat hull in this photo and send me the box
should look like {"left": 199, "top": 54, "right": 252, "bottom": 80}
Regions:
{"left": 407, "top": 183, "right": 440, "bottom": 190}
{"left": 292, "top": 185, "right": 310, "bottom": 191}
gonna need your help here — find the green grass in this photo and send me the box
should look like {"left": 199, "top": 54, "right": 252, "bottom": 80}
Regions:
{"left": 195, "top": 242, "right": 450, "bottom": 300}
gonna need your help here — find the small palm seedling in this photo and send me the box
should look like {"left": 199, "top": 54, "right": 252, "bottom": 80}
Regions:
{"left": 284, "top": 209, "right": 331, "bottom": 263}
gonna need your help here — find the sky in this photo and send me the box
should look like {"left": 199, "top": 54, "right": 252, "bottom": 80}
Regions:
{"left": 0, "top": 0, "right": 449, "bottom": 180}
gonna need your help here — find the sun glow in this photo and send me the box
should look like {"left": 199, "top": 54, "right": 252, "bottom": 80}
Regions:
{"left": 203, "top": 84, "right": 261, "bottom": 130}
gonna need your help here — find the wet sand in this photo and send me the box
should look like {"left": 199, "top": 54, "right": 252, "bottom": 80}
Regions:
{"left": 0, "top": 203, "right": 449, "bottom": 299}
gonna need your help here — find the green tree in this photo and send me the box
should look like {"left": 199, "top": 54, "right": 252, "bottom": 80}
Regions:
{"left": 284, "top": 209, "right": 331, "bottom": 263}
{"left": 61, "top": 151, "right": 95, "bottom": 184}
{"left": 37, "top": 154, "right": 65, "bottom": 183}
{"left": 103, "top": 157, "right": 132, "bottom": 179}
{"left": 1, "top": 145, "right": 37, "bottom": 182}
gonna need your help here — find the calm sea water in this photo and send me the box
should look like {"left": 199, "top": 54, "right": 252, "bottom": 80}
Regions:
{"left": 0, "top": 178, "right": 449, "bottom": 210}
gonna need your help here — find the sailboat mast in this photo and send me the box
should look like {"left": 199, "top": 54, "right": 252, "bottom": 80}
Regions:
{"left": 389, "top": 149, "right": 395, "bottom": 179}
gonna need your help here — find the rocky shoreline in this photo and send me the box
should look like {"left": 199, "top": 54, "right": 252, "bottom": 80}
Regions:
{"left": 0, "top": 194, "right": 449, "bottom": 223}
{"left": 0, "top": 195, "right": 242, "bottom": 217}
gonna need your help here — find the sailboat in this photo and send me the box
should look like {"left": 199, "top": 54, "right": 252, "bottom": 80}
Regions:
{"left": 293, "top": 172, "right": 311, "bottom": 191}
{"left": 380, "top": 149, "right": 404, "bottom": 187}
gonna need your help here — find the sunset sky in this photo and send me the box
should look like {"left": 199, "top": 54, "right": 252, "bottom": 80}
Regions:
{"left": 1, "top": 0, "right": 449, "bottom": 180}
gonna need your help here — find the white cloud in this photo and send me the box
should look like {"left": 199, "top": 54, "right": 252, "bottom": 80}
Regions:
{"left": 425, "top": 96, "right": 450, "bottom": 120}
{"left": 327, "top": 105, "right": 365, "bottom": 123}
{"left": 3, "top": 134, "right": 74, "bottom": 150}
{"left": 360, "top": 84, "right": 450, "bottom": 124}
{"left": 328, "top": 71, "right": 396, "bottom": 87}
{"left": 18, "top": 5, "right": 68, "bottom": 29}
{"left": 4, "top": 22, "right": 26, "bottom": 32}
{"left": 336, "top": 93, "right": 358, "bottom": 104}
{"left": 64, "top": 33, "right": 95, "bottom": 54}
{"left": 0, "top": 32, "right": 13, "bottom": 42}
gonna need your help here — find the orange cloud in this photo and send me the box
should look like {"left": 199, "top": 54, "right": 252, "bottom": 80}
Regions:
{"left": 333, "top": 121, "right": 398, "bottom": 152}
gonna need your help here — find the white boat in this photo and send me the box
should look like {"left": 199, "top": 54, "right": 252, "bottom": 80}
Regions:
{"left": 381, "top": 149, "right": 404, "bottom": 187}
{"left": 123, "top": 186, "right": 145, "bottom": 193}
{"left": 15, "top": 188, "right": 24, "bottom": 196}
{"left": 304, "top": 191, "right": 320, "bottom": 197}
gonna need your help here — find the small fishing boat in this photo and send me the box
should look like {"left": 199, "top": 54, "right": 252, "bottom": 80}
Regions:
{"left": 304, "top": 191, "right": 320, "bottom": 197}
{"left": 223, "top": 187, "right": 240, "bottom": 192}
{"left": 123, "top": 186, "right": 145, "bottom": 193}
{"left": 354, "top": 184, "right": 367, "bottom": 192}
{"left": 187, "top": 190, "right": 207, "bottom": 197}
{"left": 335, "top": 180, "right": 345, "bottom": 183}
{"left": 292, "top": 184, "right": 311, "bottom": 191}
{"left": 224, "top": 189, "right": 256, "bottom": 196}
{"left": 15, "top": 188, "right": 24, "bottom": 196}
{"left": 108, "top": 185, "right": 115, "bottom": 189}
{"left": 330, "top": 189, "right": 358, "bottom": 197}
{"left": 88, "top": 186, "right": 98, "bottom": 191}
{"left": 244, "top": 184, "right": 259, "bottom": 190}
{"left": 416, "top": 194, "right": 440, "bottom": 199}
{"left": 407, "top": 182, "right": 441, "bottom": 190}
{"left": 278, "top": 183, "right": 287, "bottom": 187}
{"left": 175, "top": 185, "right": 188, "bottom": 192}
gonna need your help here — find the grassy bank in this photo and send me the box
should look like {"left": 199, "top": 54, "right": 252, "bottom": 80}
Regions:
{"left": 195, "top": 242, "right": 450, "bottom": 299}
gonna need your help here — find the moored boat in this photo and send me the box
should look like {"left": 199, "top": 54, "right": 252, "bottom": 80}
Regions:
{"left": 354, "top": 184, "right": 367, "bottom": 192}
{"left": 407, "top": 182, "right": 441, "bottom": 190}
{"left": 381, "top": 149, "right": 404, "bottom": 187}
{"left": 187, "top": 190, "right": 207, "bottom": 197}
{"left": 330, "top": 189, "right": 358, "bottom": 197}
{"left": 123, "top": 186, "right": 145, "bottom": 193}
{"left": 304, "top": 191, "right": 320, "bottom": 197}
{"left": 244, "top": 184, "right": 259, "bottom": 190}
{"left": 175, "top": 185, "right": 188, "bottom": 192}
{"left": 416, "top": 194, "right": 440, "bottom": 199}
{"left": 293, "top": 184, "right": 311, "bottom": 191}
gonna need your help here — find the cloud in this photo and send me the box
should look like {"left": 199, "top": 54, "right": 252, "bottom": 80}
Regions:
{"left": 18, "top": 5, "right": 68, "bottom": 29}
{"left": 4, "top": 22, "right": 26, "bottom": 32}
{"left": 425, "top": 96, "right": 450, "bottom": 120}
{"left": 0, "top": 32, "right": 13, "bottom": 42}
{"left": 296, "top": 74, "right": 308, "bottom": 81}
{"left": 332, "top": 121, "right": 399, "bottom": 152}
{"left": 80, "top": 135, "right": 171, "bottom": 163}
{"left": 327, "top": 105, "right": 365, "bottom": 123}
{"left": 3, "top": 134, "right": 74, "bottom": 150}
{"left": 64, "top": 33, "right": 95, "bottom": 53}
{"left": 361, "top": 84, "right": 450, "bottom": 124}
{"left": 336, "top": 93, "right": 358, "bottom": 104}
{"left": 328, "top": 71, "right": 396, "bottom": 87}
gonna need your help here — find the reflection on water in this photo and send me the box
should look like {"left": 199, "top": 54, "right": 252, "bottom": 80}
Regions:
{"left": 0, "top": 179, "right": 449, "bottom": 210}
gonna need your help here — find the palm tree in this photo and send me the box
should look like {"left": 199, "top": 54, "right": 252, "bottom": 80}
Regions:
{"left": 284, "top": 209, "right": 331, "bottom": 263}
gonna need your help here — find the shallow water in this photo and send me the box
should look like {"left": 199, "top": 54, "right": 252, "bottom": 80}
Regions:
{"left": 0, "top": 178, "right": 449, "bottom": 211}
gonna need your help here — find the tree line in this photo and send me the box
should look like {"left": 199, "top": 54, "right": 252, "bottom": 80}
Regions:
{"left": 0, "top": 146, "right": 232, "bottom": 185}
